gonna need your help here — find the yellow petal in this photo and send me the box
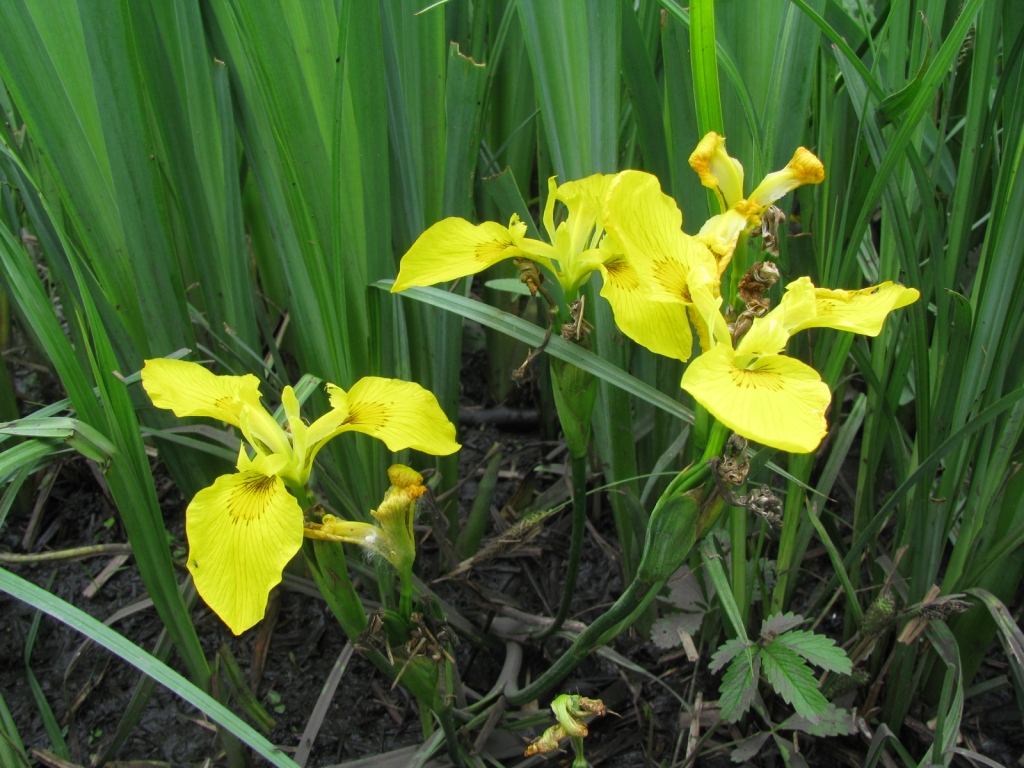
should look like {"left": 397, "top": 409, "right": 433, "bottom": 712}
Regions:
{"left": 392, "top": 217, "right": 527, "bottom": 291}
{"left": 306, "top": 377, "right": 460, "bottom": 459}
{"left": 784, "top": 280, "right": 920, "bottom": 336}
{"left": 682, "top": 346, "right": 831, "bottom": 453}
{"left": 688, "top": 132, "right": 745, "bottom": 209}
{"left": 554, "top": 174, "right": 614, "bottom": 252}
{"left": 541, "top": 174, "right": 615, "bottom": 295}
{"left": 767, "top": 276, "right": 818, "bottom": 333}
{"left": 687, "top": 265, "right": 731, "bottom": 348}
{"left": 141, "top": 358, "right": 262, "bottom": 428}
{"left": 186, "top": 471, "right": 304, "bottom": 635}
{"left": 695, "top": 209, "right": 750, "bottom": 273}
{"left": 603, "top": 170, "right": 718, "bottom": 304}
{"left": 735, "top": 317, "right": 791, "bottom": 364}
{"left": 597, "top": 252, "right": 694, "bottom": 361}
{"left": 747, "top": 147, "right": 825, "bottom": 209}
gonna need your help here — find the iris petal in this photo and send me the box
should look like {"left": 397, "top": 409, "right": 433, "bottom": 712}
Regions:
{"left": 682, "top": 346, "right": 831, "bottom": 453}
{"left": 780, "top": 279, "right": 920, "bottom": 336}
{"left": 141, "top": 358, "right": 262, "bottom": 428}
{"left": 305, "top": 377, "right": 460, "bottom": 462}
{"left": 597, "top": 253, "right": 694, "bottom": 361}
{"left": 603, "top": 171, "right": 718, "bottom": 304}
{"left": 392, "top": 218, "right": 526, "bottom": 291}
{"left": 186, "top": 471, "right": 304, "bottom": 635}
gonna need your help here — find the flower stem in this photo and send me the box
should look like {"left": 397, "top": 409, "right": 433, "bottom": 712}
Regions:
{"left": 536, "top": 452, "right": 588, "bottom": 639}
{"left": 399, "top": 569, "right": 414, "bottom": 622}
{"left": 505, "top": 425, "right": 732, "bottom": 705}
{"left": 505, "top": 575, "right": 661, "bottom": 706}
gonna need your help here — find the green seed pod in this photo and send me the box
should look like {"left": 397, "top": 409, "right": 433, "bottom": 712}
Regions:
{"left": 549, "top": 359, "right": 597, "bottom": 458}
{"left": 636, "top": 489, "right": 702, "bottom": 583}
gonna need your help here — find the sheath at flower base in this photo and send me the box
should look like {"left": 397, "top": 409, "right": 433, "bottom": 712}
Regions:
{"left": 141, "top": 358, "right": 459, "bottom": 635}
{"left": 688, "top": 132, "right": 826, "bottom": 273}
{"left": 681, "top": 276, "right": 920, "bottom": 453}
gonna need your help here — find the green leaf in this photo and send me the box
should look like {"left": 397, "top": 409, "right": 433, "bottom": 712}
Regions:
{"left": 0, "top": 566, "right": 299, "bottom": 768}
{"left": 760, "top": 643, "right": 830, "bottom": 721}
{"left": 709, "top": 637, "right": 754, "bottom": 673}
{"left": 483, "top": 278, "right": 533, "bottom": 297}
{"left": 701, "top": 540, "right": 748, "bottom": 642}
{"left": 718, "top": 646, "right": 759, "bottom": 723}
{"left": 876, "top": 40, "right": 931, "bottom": 126}
{"left": 773, "top": 630, "right": 852, "bottom": 675}
{"left": 380, "top": 282, "right": 694, "bottom": 424}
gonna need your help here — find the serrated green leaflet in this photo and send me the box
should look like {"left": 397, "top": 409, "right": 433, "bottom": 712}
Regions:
{"left": 760, "top": 643, "right": 830, "bottom": 721}
{"left": 773, "top": 630, "right": 852, "bottom": 674}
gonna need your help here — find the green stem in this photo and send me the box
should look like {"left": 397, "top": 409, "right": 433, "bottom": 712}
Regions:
{"left": 536, "top": 452, "right": 588, "bottom": 639}
{"left": 731, "top": 505, "right": 748, "bottom": 626}
{"left": 504, "top": 422, "right": 730, "bottom": 706}
{"left": 399, "top": 569, "right": 413, "bottom": 622}
{"left": 437, "top": 704, "right": 467, "bottom": 768}
{"left": 505, "top": 576, "right": 659, "bottom": 706}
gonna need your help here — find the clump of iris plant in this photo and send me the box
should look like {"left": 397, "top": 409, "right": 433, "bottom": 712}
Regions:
{"left": 141, "top": 358, "right": 459, "bottom": 634}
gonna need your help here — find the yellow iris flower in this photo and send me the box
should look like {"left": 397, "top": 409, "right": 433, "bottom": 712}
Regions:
{"left": 392, "top": 176, "right": 665, "bottom": 341}
{"left": 141, "top": 358, "right": 459, "bottom": 634}
{"left": 602, "top": 143, "right": 917, "bottom": 454}
{"left": 682, "top": 276, "right": 919, "bottom": 453}
{"left": 393, "top": 175, "right": 613, "bottom": 298}
{"left": 688, "top": 132, "right": 825, "bottom": 272}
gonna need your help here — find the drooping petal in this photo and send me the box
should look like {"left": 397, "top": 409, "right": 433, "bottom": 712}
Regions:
{"left": 186, "top": 471, "right": 304, "bottom": 635}
{"left": 303, "top": 516, "right": 394, "bottom": 561}
{"left": 688, "top": 132, "right": 745, "bottom": 209}
{"left": 747, "top": 147, "right": 825, "bottom": 209}
{"left": 783, "top": 280, "right": 921, "bottom": 336}
{"left": 392, "top": 217, "right": 528, "bottom": 291}
{"left": 682, "top": 346, "right": 831, "bottom": 453}
{"left": 597, "top": 252, "right": 694, "bottom": 361}
{"left": 603, "top": 171, "right": 718, "bottom": 304}
{"left": 687, "top": 264, "right": 731, "bottom": 348}
{"left": 305, "top": 377, "right": 460, "bottom": 462}
{"left": 141, "top": 358, "right": 262, "bottom": 428}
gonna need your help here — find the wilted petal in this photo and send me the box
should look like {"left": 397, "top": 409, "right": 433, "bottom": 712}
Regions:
{"left": 392, "top": 217, "right": 528, "bottom": 291}
{"left": 142, "top": 358, "right": 262, "bottom": 427}
{"left": 747, "top": 147, "right": 825, "bottom": 209}
{"left": 689, "top": 132, "right": 745, "bottom": 209}
{"left": 682, "top": 346, "right": 831, "bottom": 453}
{"left": 186, "top": 471, "right": 304, "bottom": 635}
